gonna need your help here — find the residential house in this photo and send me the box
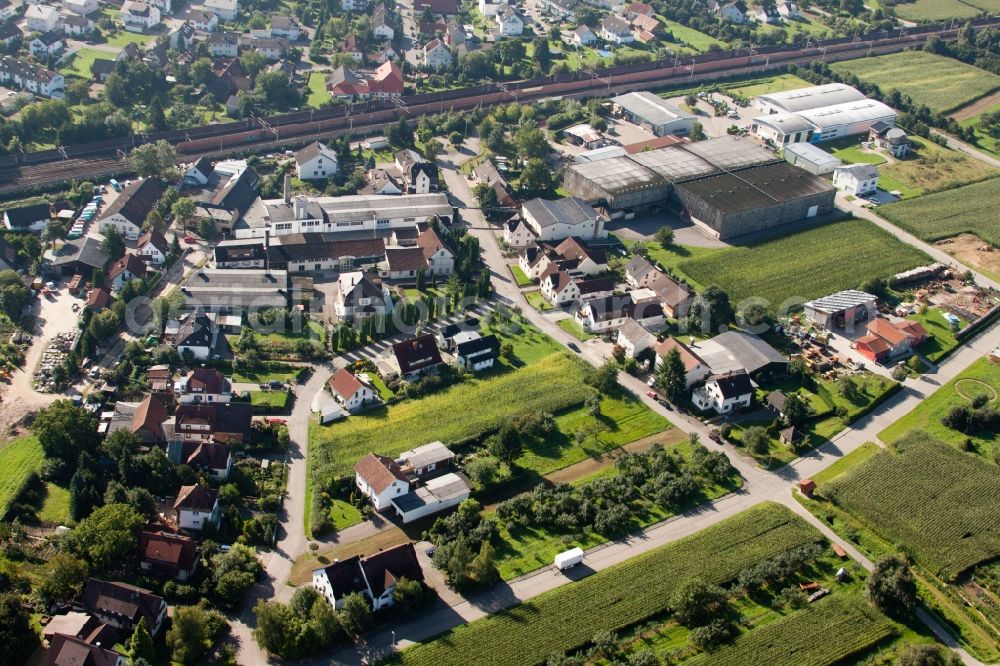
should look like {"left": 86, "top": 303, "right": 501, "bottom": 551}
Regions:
{"left": 630, "top": 13, "right": 659, "bottom": 42}
{"left": 313, "top": 542, "right": 423, "bottom": 611}
{"left": 86, "top": 287, "right": 112, "bottom": 311}
{"left": 625, "top": 0, "right": 653, "bottom": 17}
{"left": 204, "top": 0, "right": 237, "bottom": 20}
{"left": 414, "top": 0, "right": 458, "bottom": 13}
{"left": 0, "top": 21, "right": 21, "bottom": 47}
{"left": 82, "top": 579, "right": 168, "bottom": 636}
{"left": 353, "top": 453, "right": 410, "bottom": 510}
{"left": 719, "top": 0, "right": 747, "bottom": 22}
{"left": 342, "top": 0, "right": 366, "bottom": 9}
{"left": 855, "top": 317, "right": 928, "bottom": 363}
{"left": 572, "top": 24, "right": 597, "bottom": 46}
{"left": 833, "top": 163, "right": 878, "bottom": 197}
{"left": 382, "top": 246, "right": 428, "bottom": 282}
{"left": 62, "top": 13, "right": 95, "bottom": 35}
{"left": 270, "top": 13, "right": 299, "bottom": 39}
{"left": 692, "top": 371, "right": 753, "bottom": 414}
{"left": 137, "top": 228, "right": 169, "bottom": 266}
{"left": 600, "top": 15, "right": 633, "bottom": 44}
{"left": 47, "top": 235, "right": 107, "bottom": 276}
{"left": 0, "top": 57, "right": 64, "bottom": 98}
{"left": 44, "top": 634, "right": 126, "bottom": 666}
{"left": 175, "top": 310, "right": 218, "bottom": 361}
{"left": 188, "top": 9, "right": 218, "bottom": 30}
{"left": 391, "top": 333, "right": 444, "bottom": 380}
{"left": 207, "top": 30, "right": 239, "bottom": 56}
{"left": 175, "top": 367, "right": 231, "bottom": 404}
{"left": 504, "top": 219, "right": 533, "bottom": 247}
{"left": 372, "top": 3, "right": 394, "bottom": 39}
{"left": 479, "top": 0, "right": 502, "bottom": 16}
{"left": 361, "top": 167, "right": 402, "bottom": 194}
{"left": 869, "top": 121, "right": 910, "bottom": 158}
{"left": 121, "top": 1, "right": 160, "bottom": 32}
{"left": 139, "top": 528, "right": 199, "bottom": 581}
{"left": 247, "top": 36, "right": 287, "bottom": 60}
{"left": 541, "top": 270, "right": 580, "bottom": 306}
{"left": 398, "top": 441, "right": 455, "bottom": 477}
{"left": 624, "top": 255, "right": 657, "bottom": 288}
{"left": 616, "top": 318, "right": 654, "bottom": 358}
{"left": 97, "top": 178, "right": 166, "bottom": 240}
{"left": 214, "top": 240, "right": 267, "bottom": 268}
{"left": 0, "top": 0, "right": 18, "bottom": 21}
{"left": 26, "top": 3, "right": 59, "bottom": 32}
{"left": 650, "top": 272, "right": 693, "bottom": 319}
{"left": 752, "top": 5, "right": 781, "bottom": 23}
{"left": 538, "top": 0, "right": 577, "bottom": 19}
{"left": 335, "top": 271, "right": 393, "bottom": 322}
{"left": 29, "top": 32, "right": 64, "bottom": 57}
{"left": 107, "top": 253, "right": 147, "bottom": 291}
{"left": 654, "top": 337, "right": 710, "bottom": 387}
{"left": 326, "top": 60, "right": 403, "bottom": 99}
{"left": 120, "top": 394, "right": 169, "bottom": 443}
{"left": 91, "top": 58, "right": 115, "bottom": 82}
{"left": 166, "top": 440, "right": 233, "bottom": 480}
{"left": 342, "top": 33, "right": 363, "bottom": 61}
{"left": 173, "top": 484, "right": 221, "bottom": 531}
{"left": 495, "top": 5, "right": 523, "bottom": 35}
{"left": 327, "top": 367, "right": 378, "bottom": 413}
{"left": 777, "top": 1, "right": 799, "bottom": 18}
{"left": 518, "top": 245, "right": 551, "bottom": 280}
{"left": 3, "top": 202, "right": 50, "bottom": 232}
{"left": 395, "top": 149, "right": 439, "bottom": 193}
{"left": 416, "top": 226, "right": 454, "bottom": 276}
{"left": 577, "top": 276, "right": 616, "bottom": 301}
{"left": 295, "top": 141, "right": 339, "bottom": 180}
{"left": 521, "top": 197, "right": 604, "bottom": 242}
{"left": 553, "top": 236, "right": 607, "bottom": 275}
{"left": 375, "top": 41, "right": 397, "bottom": 63}
{"left": 456, "top": 334, "right": 500, "bottom": 372}
{"left": 173, "top": 402, "right": 253, "bottom": 444}
{"left": 423, "top": 38, "right": 452, "bottom": 70}
{"left": 576, "top": 294, "right": 665, "bottom": 333}
{"left": 61, "top": 0, "right": 94, "bottom": 12}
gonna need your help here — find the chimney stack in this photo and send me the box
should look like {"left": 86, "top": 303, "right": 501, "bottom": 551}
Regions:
{"left": 283, "top": 173, "right": 291, "bottom": 204}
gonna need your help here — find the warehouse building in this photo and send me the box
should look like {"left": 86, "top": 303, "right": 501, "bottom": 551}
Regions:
{"left": 755, "top": 83, "right": 866, "bottom": 115}
{"left": 783, "top": 142, "right": 841, "bottom": 175}
{"left": 561, "top": 156, "right": 672, "bottom": 213}
{"left": 180, "top": 269, "right": 290, "bottom": 312}
{"left": 750, "top": 111, "right": 816, "bottom": 147}
{"left": 798, "top": 99, "right": 897, "bottom": 142}
{"left": 672, "top": 161, "right": 836, "bottom": 239}
{"left": 612, "top": 91, "right": 697, "bottom": 137}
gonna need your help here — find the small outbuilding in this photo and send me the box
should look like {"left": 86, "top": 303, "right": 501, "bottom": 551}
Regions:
{"left": 803, "top": 290, "right": 877, "bottom": 330}
{"left": 799, "top": 478, "right": 816, "bottom": 496}
{"left": 783, "top": 142, "right": 841, "bottom": 176}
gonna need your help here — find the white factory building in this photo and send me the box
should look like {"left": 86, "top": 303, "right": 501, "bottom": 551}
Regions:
{"left": 755, "top": 82, "right": 867, "bottom": 115}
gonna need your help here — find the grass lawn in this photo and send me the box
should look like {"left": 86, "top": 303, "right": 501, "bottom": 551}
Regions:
{"left": 523, "top": 290, "right": 554, "bottom": 312}
{"left": 509, "top": 265, "right": 532, "bottom": 287}
{"left": 254, "top": 320, "right": 326, "bottom": 345}
{"left": 402, "top": 286, "right": 446, "bottom": 302}
{"left": 515, "top": 389, "right": 670, "bottom": 476}
{"left": 876, "top": 136, "right": 999, "bottom": 199}
{"left": 367, "top": 373, "right": 395, "bottom": 400}
{"left": 831, "top": 51, "right": 1000, "bottom": 115}
{"left": 879, "top": 357, "right": 999, "bottom": 459}
{"left": 103, "top": 29, "right": 157, "bottom": 48}
{"left": 329, "top": 499, "right": 363, "bottom": 531}
{"left": 659, "top": 19, "right": 727, "bottom": 51}
{"left": 911, "top": 307, "right": 965, "bottom": 363}
{"left": 556, "top": 317, "right": 593, "bottom": 341}
{"left": 249, "top": 390, "right": 290, "bottom": 412}
{"left": 59, "top": 48, "right": 107, "bottom": 79}
{"left": 828, "top": 144, "right": 887, "bottom": 166}
{"left": 725, "top": 73, "right": 812, "bottom": 99}
{"left": 0, "top": 436, "right": 44, "bottom": 516}
{"left": 37, "top": 483, "right": 71, "bottom": 526}
{"left": 305, "top": 71, "right": 331, "bottom": 109}
{"left": 877, "top": 177, "right": 1000, "bottom": 246}
{"left": 892, "top": 0, "right": 982, "bottom": 21}
{"left": 483, "top": 318, "right": 566, "bottom": 365}
{"left": 809, "top": 442, "right": 880, "bottom": 487}
{"left": 640, "top": 242, "right": 723, "bottom": 292}
{"left": 677, "top": 219, "right": 929, "bottom": 308}
{"left": 232, "top": 363, "right": 302, "bottom": 384}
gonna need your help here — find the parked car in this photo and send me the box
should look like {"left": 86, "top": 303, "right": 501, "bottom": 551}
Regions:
{"left": 567, "top": 342, "right": 581, "bottom": 353}
{"left": 268, "top": 380, "right": 285, "bottom": 390}
{"left": 646, "top": 390, "right": 658, "bottom": 399}
{"left": 708, "top": 430, "right": 722, "bottom": 443}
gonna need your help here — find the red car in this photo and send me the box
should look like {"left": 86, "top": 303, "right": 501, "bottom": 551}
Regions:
{"left": 183, "top": 235, "right": 197, "bottom": 244}
{"left": 646, "top": 390, "right": 658, "bottom": 399}
{"left": 267, "top": 418, "right": 287, "bottom": 425}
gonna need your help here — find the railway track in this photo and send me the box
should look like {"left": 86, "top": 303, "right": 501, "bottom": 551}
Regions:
{"left": 1, "top": 17, "right": 997, "bottom": 195}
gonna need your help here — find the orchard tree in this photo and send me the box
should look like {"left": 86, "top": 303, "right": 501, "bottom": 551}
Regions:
{"left": 866, "top": 555, "right": 918, "bottom": 617}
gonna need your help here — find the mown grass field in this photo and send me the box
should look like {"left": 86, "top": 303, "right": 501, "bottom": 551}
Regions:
{"left": 392, "top": 503, "right": 822, "bottom": 666}
{"left": 879, "top": 357, "right": 1000, "bottom": 458}
{"left": 309, "top": 353, "right": 593, "bottom": 479}
{"left": 0, "top": 436, "right": 44, "bottom": 516}
{"left": 660, "top": 19, "right": 727, "bottom": 51}
{"left": 891, "top": 0, "right": 984, "bottom": 21}
{"left": 305, "top": 71, "right": 331, "bottom": 108}
{"left": 59, "top": 48, "right": 108, "bottom": 80}
{"left": 877, "top": 177, "right": 1000, "bottom": 246}
{"left": 684, "top": 594, "right": 895, "bottom": 666}
{"left": 824, "top": 431, "right": 1000, "bottom": 580}
{"left": 724, "top": 73, "right": 812, "bottom": 99}
{"left": 556, "top": 317, "right": 593, "bottom": 341}
{"left": 677, "top": 219, "right": 928, "bottom": 308}
{"left": 830, "top": 52, "right": 1000, "bottom": 115}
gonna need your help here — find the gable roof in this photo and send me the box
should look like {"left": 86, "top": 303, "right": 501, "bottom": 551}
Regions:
{"left": 4, "top": 202, "right": 50, "bottom": 228}
{"left": 654, "top": 337, "right": 705, "bottom": 371}
{"left": 867, "top": 317, "right": 914, "bottom": 346}
{"left": 295, "top": 141, "right": 336, "bottom": 166}
{"left": 624, "top": 254, "right": 654, "bottom": 281}
{"left": 618, "top": 318, "right": 652, "bottom": 345}
{"left": 82, "top": 579, "right": 164, "bottom": 629}
{"left": 173, "top": 484, "right": 218, "bottom": 512}
{"left": 50, "top": 235, "right": 109, "bottom": 270}
{"left": 181, "top": 441, "right": 231, "bottom": 470}
{"left": 183, "top": 367, "right": 227, "bottom": 394}
{"left": 45, "top": 633, "right": 123, "bottom": 666}
{"left": 392, "top": 333, "right": 443, "bottom": 375}
{"left": 415, "top": 226, "right": 450, "bottom": 261}
{"left": 554, "top": 236, "right": 606, "bottom": 265}
{"left": 385, "top": 246, "right": 428, "bottom": 273}
{"left": 131, "top": 394, "right": 168, "bottom": 441}
{"left": 108, "top": 253, "right": 147, "bottom": 281}
{"left": 710, "top": 370, "right": 753, "bottom": 398}
{"left": 522, "top": 197, "right": 595, "bottom": 228}
{"left": 86, "top": 287, "right": 112, "bottom": 309}
{"left": 140, "top": 528, "right": 199, "bottom": 570}
{"left": 328, "top": 367, "right": 367, "bottom": 399}
{"left": 99, "top": 178, "right": 165, "bottom": 227}
{"left": 354, "top": 452, "right": 409, "bottom": 493}
{"left": 360, "top": 542, "right": 424, "bottom": 597}
{"left": 138, "top": 227, "right": 169, "bottom": 253}
{"left": 856, "top": 333, "right": 892, "bottom": 355}
{"left": 456, "top": 333, "right": 500, "bottom": 359}
{"left": 175, "top": 311, "right": 214, "bottom": 348}
{"left": 701, "top": 330, "right": 786, "bottom": 375}
{"left": 316, "top": 555, "right": 367, "bottom": 598}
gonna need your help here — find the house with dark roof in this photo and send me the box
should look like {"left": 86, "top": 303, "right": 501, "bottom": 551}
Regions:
{"left": 139, "top": 528, "right": 200, "bottom": 581}
{"left": 166, "top": 440, "right": 233, "bottom": 480}
{"left": 414, "top": 0, "right": 457, "bottom": 13}
{"left": 328, "top": 368, "right": 378, "bottom": 413}
{"left": 173, "top": 402, "right": 253, "bottom": 444}
{"left": 394, "top": 149, "right": 439, "bottom": 194}
{"left": 354, "top": 452, "right": 410, "bottom": 510}
{"left": 43, "top": 633, "right": 126, "bottom": 666}
{"left": 175, "top": 311, "right": 218, "bottom": 361}
{"left": 521, "top": 197, "right": 604, "bottom": 242}
{"left": 137, "top": 228, "right": 169, "bottom": 265}
{"left": 107, "top": 253, "right": 147, "bottom": 291}
{"left": 82, "top": 579, "right": 168, "bottom": 636}
{"left": 98, "top": 178, "right": 166, "bottom": 240}
{"left": 456, "top": 333, "right": 499, "bottom": 372}
{"left": 391, "top": 333, "right": 444, "bottom": 380}
{"left": 335, "top": 271, "right": 393, "bottom": 323}
{"left": 295, "top": 141, "right": 339, "bottom": 180}
{"left": 576, "top": 294, "right": 666, "bottom": 333}
{"left": 173, "top": 484, "right": 220, "bottom": 531}
{"left": 313, "top": 542, "right": 423, "bottom": 611}
{"left": 3, "top": 202, "right": 50, "bottom": 232}
{"left": 47, "top": 235, "right": 109, "bottom": 277}
{"left": 653, "top": 337, "right": 710, "bottom": 387}
{"left": 553, "top": 237, "right": 607, "bottom": 275}
{"left": 214, "top": 240, "right": 267, "bottom": 269}
{"left": 695, "top": 330, "right": 787, "bottom": 378}
{"left": 91, "top": 58, "right": 116, "bottom": 82}
{"left": 381, "top": 246, "right": 428, "bottom": 283}
{"left": 692, "top": 370, "right": 753, "bottom": 414}
{"left": 541, "top": 269, "right": 580, "bottom": 306}
{"left": 175, "top": 367, "right": 231, "bottom": 404}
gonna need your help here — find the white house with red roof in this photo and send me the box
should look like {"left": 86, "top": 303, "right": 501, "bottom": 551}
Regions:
{"left": 327, "top": 368, "right": 378, "bottom": 413}
{"left": 354, "top": 453, "right": 410, "bottom": 510}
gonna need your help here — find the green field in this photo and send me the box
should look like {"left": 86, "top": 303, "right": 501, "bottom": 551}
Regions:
{"left": 831, "top": 52, "right": 1000, "bottom": 115}
{"left": 329, "top": 499, "right": 363, "bottom": 530}
{"left": 310, "top": 353, "right": 593, "bottom": 479}
{"left": 249, "top": 390, "right": 291, "bottom": 412}
{"left": 231, "top": 362, "right": 302, "bottom": 384}
{"left": 305, "top": 71, "right": 331, "bottom": 109}
{"left": 59, "top": 48, "right": 108, "bottom": 79}
{"left": 685, "top": 594, "right": 894, "bottom": 666}
{"left": 661, "top": 19, "right": 728, "bottom": 51}
{"left": 824, "top": 431, "right": 1000, "bottom": 580}
{"left": 877, "top": 177, "right": 1000, "bottom": 246}
{"left": 392, "top": 503, "right": 822, "bottom": 666}
{"left": 879, "top": 357, "right": 1000, "bottom": 457}
{"left": 724, "top": 73, "right": 813, "bottom": 99}
{"left": 876, "top": 136, "right": 998, "bottom": 199}
{"left": 37, "top": 483, "right": 71, "bottom": 526}
{"left": 909, "top": 307, "right": 966, "bottom": 363}
{"left": 524, "top": 290, "right": 554, "bottom": 312}
{"left": 676, "top": 219, "right": 928, "bottom": 308}
{"left": 0, "top": 436, "right": 44, "bottom": 516}
{"left": 891, "top": 0, "right": 983, "bottom": 21}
